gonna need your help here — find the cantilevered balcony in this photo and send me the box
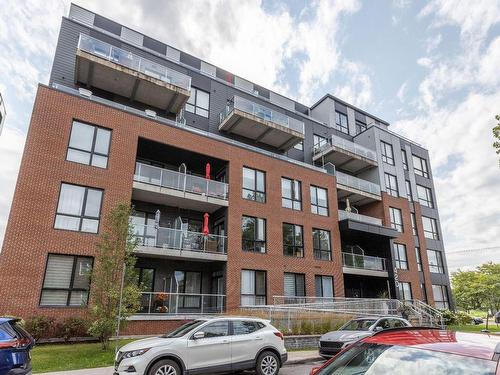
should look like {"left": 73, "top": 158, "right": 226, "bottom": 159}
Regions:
{"left": 342, "top": 253, "right": 388, "bottom": 277}
{"left": 313, "top": 135, "right": 377, "bottom": 173}
{"left": 75, "top": 34, "right": 191, "bottom": 113}
{"left": 338, "top": 210, "right": 399, "bottom": 238}
{"left": 338, "top": 210, "right": 382, "bottom": 226}
{"left": 136, "top": 292, "right": 226, "bottom": 315}
{"left": 336, "top": 171, "right": 381, "bottom": 205}
{"left": 133, "top": 224, "right": 227, "bottom": 262}
{"left": 132, "top": 162, "right": 229, "bottom": 213}
{"left": 218, "top": 96, "right": 305, "bottom": 151}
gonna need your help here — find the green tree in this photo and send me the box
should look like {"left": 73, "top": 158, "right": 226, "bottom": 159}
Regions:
{"left": 88, "top": 203, "right": 141, "bottom": 349}
{"left": 494, "top": 115, "right": 500, "bottom": 158}
{"left": 451, "top": 270, "right": 482, "bottom": 313}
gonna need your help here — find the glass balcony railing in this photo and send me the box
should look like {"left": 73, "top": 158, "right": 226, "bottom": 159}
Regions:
{"left": 219, "top": 96, "right": 305, "bottom": 134}
{"left": 133, "top": 224, "right": 227, "bottom": 254}
{"left": 335, "top": 171, "right": 381, "bottom": 196}
{"left": 138, "top": 292, "right": 226, "bottom": 314}
{"left": 78, "top": 34, "right": 191, "bottom": 91}
{"left": 342, "top": 252, "right": 387, "bottom": 272}
{"left": 134, "top": 162, "right": 229, "bottom": 200}
{"left": 338, "top": 210, "right": 382, "bottom": 226}
{"left": 314, "top": 134, "right": 377, "bottom": 162}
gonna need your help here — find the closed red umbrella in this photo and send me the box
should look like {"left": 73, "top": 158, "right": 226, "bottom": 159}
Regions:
{"left": 205, "top": 163, "right": 211, "bottom": 180}
{"left": 203, "top": 213, "right": 209, "bottom": 236}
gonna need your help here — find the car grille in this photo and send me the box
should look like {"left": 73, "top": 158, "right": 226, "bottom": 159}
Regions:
{"left": 320, "top": 341, "right": 344, "bottom": 349}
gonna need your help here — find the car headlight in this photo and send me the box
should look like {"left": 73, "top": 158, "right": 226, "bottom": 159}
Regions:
{"left": 122, "top": 348, "right": 151, "bottom": 359}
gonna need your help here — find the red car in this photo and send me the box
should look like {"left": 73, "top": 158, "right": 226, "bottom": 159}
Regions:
{"left": 310, "top": 327, "right": 500, "bottom": 375}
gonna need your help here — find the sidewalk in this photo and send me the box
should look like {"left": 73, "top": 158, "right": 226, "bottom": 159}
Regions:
{"left": 40, "top": 350, "right": 321, "bottom": 375}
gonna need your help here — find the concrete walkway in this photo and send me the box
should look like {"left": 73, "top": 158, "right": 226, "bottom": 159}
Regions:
{"left": 40, "top": 350, "right": 321, "bottom": 375}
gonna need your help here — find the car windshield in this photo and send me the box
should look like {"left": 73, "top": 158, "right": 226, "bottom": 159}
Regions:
{"left": 340, "top": 319, "right": 377, "bottom": 331}
{"left": 316, "top": 343, "right": 496, "bottom": 375}
{"left": 162, "top": 320, "right": 206, "bottom": 338}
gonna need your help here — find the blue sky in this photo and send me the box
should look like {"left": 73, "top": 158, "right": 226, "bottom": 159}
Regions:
{"left": 0, "top": 0, "right": 499, "bottom": 271}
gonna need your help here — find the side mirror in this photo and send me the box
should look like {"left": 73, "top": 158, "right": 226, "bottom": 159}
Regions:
{"left": 193, "top": 331, "right": 205, "bottom": 340}
{"left": 310, "top": 367, "right": 321, "bottom": 375}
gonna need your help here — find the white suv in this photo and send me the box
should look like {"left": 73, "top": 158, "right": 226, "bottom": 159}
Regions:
{"left": 114, "top": 317, "right": 287, "bottom": 375}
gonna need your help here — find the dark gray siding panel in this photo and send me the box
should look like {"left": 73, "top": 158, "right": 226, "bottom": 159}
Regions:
{"left": 180, "top": 53, "right": 201, "bottom": 70}
{"left": 93, "top": 14, "right": 121, "bottom": 35}
{"left": 143, "top": 35, "right": 167, "bottom": 55}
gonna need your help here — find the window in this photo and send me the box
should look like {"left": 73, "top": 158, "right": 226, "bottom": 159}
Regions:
{"left": 200, "top": 321, "right": 229, "bottom": 338}
{"left": 185, "top": 88, "right": 209, "bottom": 117}
{"left": 355, "top": 120, "right": 367, "bottom": 134}
{"left": 40, "top": 254, "right": 93, "bottom": 307}
{"left": 411, "top": 213, "right": 418, "bottom": 236}
{"left": 313, "top": 229, "right": 332, "bottom": 260}
{"left": 232, "top": 320, "right": 260, "bottom": 335}
{"left": 175, "top": 270, "right": 202, "bottom": 308}
{"left": 242, "top": 216, "right": 266, "bottom": 253}
{"left": 417, "top": 185, "right": 434, "bottom": 208}
{"left": 242, "top": 167, "right": 266, "bottom": 202}
{"left": 405, "top": 180, "right": 413, "bottom": 202}
{"left": 427, "top": 250, "right": 444, "bottom": 273}
{"left": 389, "top": 207, "right": 403, "bottom": 232}
{"left": 313, "top": 134, "right": 328, "bottom": 151}
{"left": 432, "top": 284, "right": 449, "bottom": 309}
{"left": 54, "top": 183, "right": 103, "bottom": 233}
{"left": 401, "top": 149, "right": 408, "bottom": 170}
{"left": 422, "top": 216, "right": 439, "bottom": 240}
{"left": 415, "top": 247, "right": 422, "bottom": 271}
{"left": 284, "top": 273, "right": 305, "bottom": 297}
{"left": 135, "top": 267, "right": 155, "bottom": 292}
{"left": 241, "top": 270, "right": 266, "bottom": 306}
{"left": 381, "top": 141, "right": 394, "bottom": 165}
{"left": 130, "top": 211, "right": 156, "bottom": 246}
{"left": 283, "top": 223, "right": 304, "bottom": 258}
{"left": 384, "top": 173, "right": 398, "bottom": 197}
{"left": 310, "top": 186, "right": 329, "bottom": 216}
{"left": 413, "top": 155, "right": 429, "bottom": 178}
{"left": 335, "top": 111, "right": 349, "bottom": 134}
{"left": 398, "top": 282, "right": 412, "bottom": 300}
{"left": 66, "top": 121, "right": 111, "bottom": 168}
{"left": 315, "top": 275, "right": 333, "bottom": 298}
{"left": 293, "top": 141, "right": 304, "bottom": 151}
{"left": 393, "top": 243, "right": 408, "bottom": 270}
{"left": 282, "top": 178, "right": 302, "bottom": 210}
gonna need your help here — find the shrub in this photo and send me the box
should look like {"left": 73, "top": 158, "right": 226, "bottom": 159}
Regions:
{"left": 441, "top": 310, "right": 472, "bottom": 325}
{"left": 24, "top": 316, "right": 56, "bottom": 341}
{"left": 57, "top": 317, "right": 91, "bottom": 342}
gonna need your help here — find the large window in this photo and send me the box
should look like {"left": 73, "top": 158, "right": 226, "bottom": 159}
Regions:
{"left": 381, "top": 141, "right": 394, "bottom": 165}
{"left": 413, "top": 155, "right": 429, "bottom": 178}
{"left": 310, "top": 186, "right": 329, "bottom": 216}
{"left": 405, "top": 180, "right": 413, "bottom": 202}
{"left": 417, "top": 185, "right": 434, "bottom": 208}
{"left": 282, "top": 177, "right": 302, "bottom": 210}
{"left": 242, "top": 167, "right": 266, "bottom": 202}
{"left": 54, "top": 183, "right": 103, "bottom": 233}
{"left": 393, "top": 243, "right": 408, "bottom": 270}
{"left": 411, "top": 212, "right": 418, "bottom": 236}
{"left": 335, "top": 111, "right": 349, "bottom": 134}
{"left": 174, "top": 270, "right": 202, "bottom": 308}
{"left": 384, "top": 173, "right": 399, "bottom": 197}
{"left": 401, "top": 149, "right": 408, "bottom": 170}
{"left": 283, "top": 223, "right": 304, "bottom": 258}
{"left": 284, "top": 273, "right": 305, "bottom": 297}
{"left": 415, "top": 247, "right": 422, "bottom": 271}
{"left": 313, "top": 229, "right": 332, "bottom": 261}
{"left": 66, "top": 121, "right": 111, "bottom": 168}
{"left": 389, "top": 207, "right": 403, "bottom": 232}
{"left": 242, "top": 216, "right": 266, "bottom": 253}
{"left": 131, "top": 211, "right": 156, "bottom": 246}
{"left": 315, "top": 275, "right": 334, "bottom": 298}
{"left": 432, "top": 284, "right": 449, "bottom": 309}
{"left": 422, "top": 216, "right": 439, "bottom": 240}
{"left": 313, "top": 134, "right": 328, "bottom": 151}
{"left": 398, "top": 282, "right": 412, "bottom": 300}
{"left": 40, "top": 254, "right": 93, "bottom": 307}
{"left": 355, "top": 120, "right": 367, "bottom": 134}
{"left": 427, "top": 249, "right": 444, "bottom": 273}
{"left": 241, "top": 270, "right": 266, "bottom": 306}
{"left": 185, "top": 87, "right": 209, "bottom": 117}
{"left": 135, "top": 267, "right": 155, "bottom": 292}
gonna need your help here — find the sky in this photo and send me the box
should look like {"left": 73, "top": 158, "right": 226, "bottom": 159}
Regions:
{"left": 0, "top": 0, "right": 499, "bottom": 273}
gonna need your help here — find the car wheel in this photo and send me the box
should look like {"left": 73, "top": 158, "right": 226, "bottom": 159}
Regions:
{"left": 148, "top": 359, "right": 181, "bottom": 375}
{"left": 256, "top": 351, "right": 280, "bottom": 375}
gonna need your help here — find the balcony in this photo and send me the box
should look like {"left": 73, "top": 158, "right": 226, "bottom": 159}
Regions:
{"left": 75, "top": 34, "right": 191, "bottom": 113}
{"left": 218, "top": 96, "right": 305, "bottom": 151}
{"left": 338, "top": 210, "right": 382, "bottom": 226}
{"left": 336, "top": 171, "right": 381, "bottom": 205}
{"left": 313, "top": 135, "right": 377, "bottom": 173}
{"left": 133, "top": 224, "right": 227, "bottom": 262}
{"left": 136, "top": 292, "right": 225, "bottom": 315}
{"left": 133, "top": 162, "right": 228, "bottom": 213}
{"left": 342, "top": 253, "right": 388, "bottom": 277}
{"left": 338, "top": 210, "right": 399, "bottom": 238}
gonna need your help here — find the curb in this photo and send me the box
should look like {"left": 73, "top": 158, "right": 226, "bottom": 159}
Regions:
{"left": 286, "top": 355, "right": 323, "bottom": 365}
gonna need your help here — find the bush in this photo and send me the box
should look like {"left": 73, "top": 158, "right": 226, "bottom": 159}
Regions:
{"left": 56, "top": 317, "right": 91, "bottom": 342}
{"left": 441, "top": 310, "right": 472, "bottom": 325}
{"left": 24, "top": 316, "right": 56, "bottom": 341}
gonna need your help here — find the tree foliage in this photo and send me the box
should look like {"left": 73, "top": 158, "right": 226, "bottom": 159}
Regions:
{"left": 88, "top": 203, "right": 141, "bottom": 349}
{"left": 494, "top": 115, "right": 500, "bottom": 156}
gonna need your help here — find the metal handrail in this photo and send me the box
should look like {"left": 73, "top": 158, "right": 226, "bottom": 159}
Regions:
{"left": 139, "top": 292, "right": 226, "bottom": 315}
{"left": 338, "top": 210, "right": 382, "bottom": 226}
{"left": 314, "top": 134, "right": 377, "bottom": 161}
{"left": 78, "top": 33, "right": 191, "bottom": 91}
{"left": 219, "top": 95, "right": 305, "bottom": 134}
{"left": 134, "top": 162, "right": 229, "bottom": 200}
{"left": 342, "top": 252, "right": 387, "bottom": 272}
{"left": 335, "top": 171, "right": 381, "bottom": 196}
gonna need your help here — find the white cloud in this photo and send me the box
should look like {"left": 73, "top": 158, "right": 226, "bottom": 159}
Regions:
{"left": 397, "top": 81, "right": 408, "bottom": 102}
{"left": 425, "top": 33, "right": 442, "bottom": 53}
{"left": 417, "top": 57, "right": 433, "bottom": 68}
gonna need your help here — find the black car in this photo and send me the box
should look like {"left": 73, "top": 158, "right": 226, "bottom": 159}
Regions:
{"left": 0, "top": 318, "right": 35, "bottom": 375}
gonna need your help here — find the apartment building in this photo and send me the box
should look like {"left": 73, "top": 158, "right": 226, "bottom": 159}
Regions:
{"left": 0, "top": 4, "right": 451, "bottom": 334}
{"left": 0, "top": 92, "right": 5, "bottom": 135}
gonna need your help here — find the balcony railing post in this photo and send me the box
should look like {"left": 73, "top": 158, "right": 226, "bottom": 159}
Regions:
{"left": 148, "top": 293, "right": 152, "bottom": 314}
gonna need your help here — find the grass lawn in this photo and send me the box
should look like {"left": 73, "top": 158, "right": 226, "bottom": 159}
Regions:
{"left": 448, "top": 324, "right": 500, "bottom": 333}
{"left": 32, "top": 339, "right": 135, "bottom": 373}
